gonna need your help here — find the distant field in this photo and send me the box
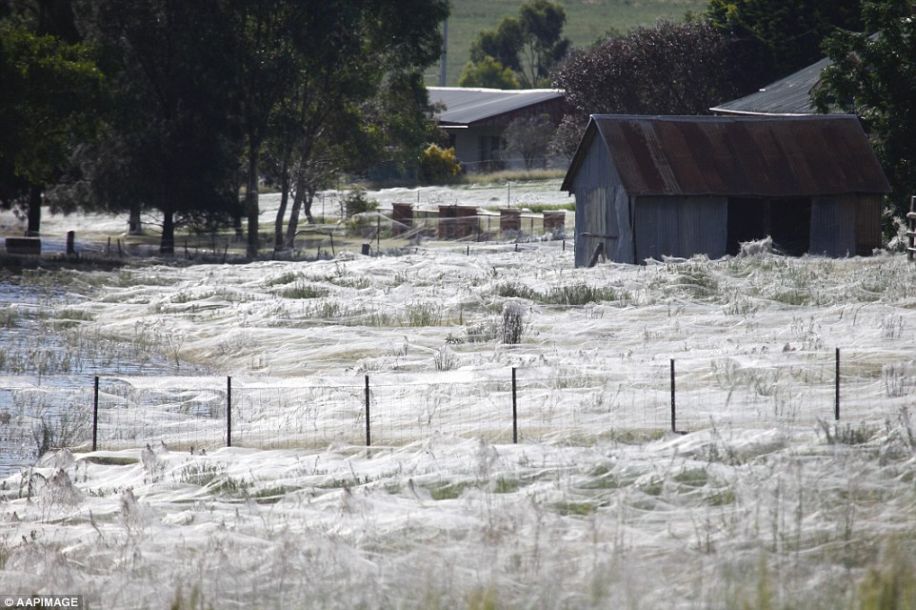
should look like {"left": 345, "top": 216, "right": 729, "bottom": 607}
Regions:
{"left": 425, "top": 0, "right": 707, "bottom": 86}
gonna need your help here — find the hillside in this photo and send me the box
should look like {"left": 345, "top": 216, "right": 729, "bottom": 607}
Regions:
{"left": 425, "top": 0, "right": 708, "bottom": 86}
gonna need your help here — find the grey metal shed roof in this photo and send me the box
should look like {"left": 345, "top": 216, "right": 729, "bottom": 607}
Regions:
{"left": 710, "top": 58, "right": 830, "bottom": 116}
{"left": 428, "top": 87, "right": 564, "bottom": 126}
{"left": 562, "top": 114, "right": 890, "bottom": 197}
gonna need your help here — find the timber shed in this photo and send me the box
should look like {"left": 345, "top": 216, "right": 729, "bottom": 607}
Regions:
{"left": 561, "top": 114, "right": 891, "bottom": 267}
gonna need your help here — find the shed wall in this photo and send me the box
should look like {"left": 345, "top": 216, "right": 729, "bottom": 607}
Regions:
{"left": 810, "top": 195, "right": 856, "bottom": 256}
{"left": 572, "top": 135, "right": 633, "bottom": 265}
{"left": 854, "top": 195, "right": 882, "bottom": 254}
{"left": 450, "top": 126, "right": 505, "bottom": 171}
{"left": 634, "top": 197, "right": 727, "bottom": 262}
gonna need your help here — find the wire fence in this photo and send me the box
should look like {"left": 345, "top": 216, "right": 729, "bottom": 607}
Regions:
{"left": 1, "top": 348, "right": 913, "bottom": 476}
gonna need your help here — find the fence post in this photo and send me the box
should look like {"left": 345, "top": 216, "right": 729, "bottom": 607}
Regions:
{"left": 92, "top": 376, "right": 99, "bottom": 451}
{"left": 512, "top": 367, "right": 518, "bottom": 444}
{"left": 226, "top": 376, "right": 232, "bottom": 447}
{"left": 365, "top": 374, "right": 371, "bottom": 447}
{"left": 835, "top": 348, "right": 840, "bottom": 421}
{"left": 670, "top": 359, "right": 676, "bottom": 433}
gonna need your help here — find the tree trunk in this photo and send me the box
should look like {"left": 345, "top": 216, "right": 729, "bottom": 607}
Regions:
{"left": 302, "top": 187, "right": 315, "bottom": 224}
{"left": 128, "top": 204, "right": 143, "bottom": 235}
{"left": 284, "top": 171, "right": 306, "bottom": 250}
{"left": 273, "top": 154, "right": 291, "bottom": 252}
{"left": 160, "top": 207, "right": 175, "bottom": 255}
{"left": 233, "top": 211, "right": 243, "bottom": 239}
{"left": 245, "top": 138, "right": 261, "bottom": 257}
{"left": 26, "top": 185, "right": 42, "bottom": 236}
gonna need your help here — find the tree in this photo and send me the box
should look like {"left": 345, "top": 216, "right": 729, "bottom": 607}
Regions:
{"left": 501, "top": 114, "right": 553, "bottom": 169}
{"left": 462, "top": 0, "right": 570, "bottom": 89}
{"left": 0, "top": 21, "right": 103, "bottom": 235}
{"left": 547, "top": 114, "right": 585, "bottom": 165}
{"left": 224, "top": 0, "right": 307, "bottom": 258}
{"left": 261, "top": 0, "right": 449, "bottom": 252}
{"left": 517, "top": 0, "right": 570, "bottom": 88}
{"left": 86, "top": 0, "right": 241, "bottom": 254}
{"left": 361, "top": 70, "right": 447, "bottom": 182}
{"left": 814, "top": 0, "right": 915, "bottom": 218}
{"left": 469, "top": 17, "right": 524, "bottom": 72}
{"left": 555, "top": 20, "right": 741, "bottom": 117}
{"left": 707, "top": 0, "right": 863, "bottom": 86}
{"left": 458, "top": 55, "right": 520, "bottom": 89}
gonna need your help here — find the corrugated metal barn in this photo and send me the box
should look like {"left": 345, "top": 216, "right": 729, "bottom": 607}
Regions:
{"left": 561, "top": 115, "right": 891, "bottom": 267}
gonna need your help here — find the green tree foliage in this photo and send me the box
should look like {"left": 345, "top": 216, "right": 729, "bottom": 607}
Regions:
{"left": 1, "top": 0, "right": 448, "bottom": 254}
{"left": 707, "top": 0, "right": 862, "bottom": 87}
{"left": 362, "top": 70, "right": 447, "bottom": 182}
{"left": 470, "top": 17, "right": 524, "bottom": 72}
{"left": 501, "top": 114, "right": 553, "bottom": 169}
{"left": 462, "top": 0, "right": 570, "bottom": 89}
{"left": 458, "top": 55, "right": 520, "bottom": 88}
{"left": 555, "top": 20, "right": 740, "bottom": 116}
{"left": 518, "top": 0, "right": 570, "bottom": 88}
{"left": 86, "top": 0, "right": 241, "bottom": 254}
{"left": 814, "top": 0, "right": 915, "bottom": 218}
{"left": 223, "top": 0, "right": 311, "bottom": 257}
{"left": 0, "top": 21, "right": 103, "bottom": 235}
{"left": 547, "top": 114, "right": 585, "bottom": 165}
{"left": 262, "top": 0, "right": 449, "bottom": 252}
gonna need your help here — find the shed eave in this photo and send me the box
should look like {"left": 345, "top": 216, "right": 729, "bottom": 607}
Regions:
{"left": 632, "top": 189, "right": 890, "bottom": 198}
{"left": 708, "top": 107, "right": 813, "bottom": 117}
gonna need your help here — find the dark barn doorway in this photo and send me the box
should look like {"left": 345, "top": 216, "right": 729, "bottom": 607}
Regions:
{"left": 770, "top": 197, "right": 811, "bottom": 255}
{"left": 727, "top": 198, "right": 811, "bottom": 255}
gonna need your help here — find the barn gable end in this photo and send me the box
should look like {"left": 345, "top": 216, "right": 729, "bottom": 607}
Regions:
{"left": 568, "top": 124, "right": 634, "bottom": 265}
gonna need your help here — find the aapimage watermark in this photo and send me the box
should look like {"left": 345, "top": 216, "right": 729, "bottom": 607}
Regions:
{"left": 1, "top": 596, "right": 82, "bottom": 609}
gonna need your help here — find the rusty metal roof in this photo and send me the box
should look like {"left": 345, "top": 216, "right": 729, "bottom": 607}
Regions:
{"left": 562, "top": 114, "right": 891, "bottom": 197}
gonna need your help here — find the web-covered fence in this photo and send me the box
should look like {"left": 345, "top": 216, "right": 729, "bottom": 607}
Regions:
{"left": 0, "top": 348, "right": 913, "bottom": 475}
{"left": 0, "top": 384, "right": 93, "bottom": 476}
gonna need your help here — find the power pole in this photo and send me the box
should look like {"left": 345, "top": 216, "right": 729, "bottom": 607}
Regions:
{"left": 439, "top": 18, "right": 448, "bottom": 86}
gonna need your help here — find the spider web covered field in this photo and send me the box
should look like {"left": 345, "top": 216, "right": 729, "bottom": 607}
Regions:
{"left": 0, "top": 195, "right": 915, "bottom": 609}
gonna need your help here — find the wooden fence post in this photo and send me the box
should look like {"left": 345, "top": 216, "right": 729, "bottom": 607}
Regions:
{"left": 365, "top": 375, "right": 371, "bottom": 447}
{"left": 512, "top": 367, "right": 518, "bottom": 444}
{"left": 670, "top": 359, "right": 676, "bottom": 433}
{"left": 835, "top": 348, "right": 840, "bottom": 421}
{"left": 227, "top": 376, "right": 232, "bottom": 447}
{"left": 92, "top": 376, "right": 99, "bottom": 451}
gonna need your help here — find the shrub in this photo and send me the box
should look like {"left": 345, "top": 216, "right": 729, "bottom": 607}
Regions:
{"left": 418, "top": 144, "right": 461, "bottom": 184}
{"left": 342, "top": 189, "right": 378, "bottom": 218}
{"left": 500, "top": 303, "right": 526, "bottom": 344}
{"left": 280, "top": 282, "right": 327, "bottom": 299}
{"left": 434, "top": 345, "right": 458, "bottom": 371}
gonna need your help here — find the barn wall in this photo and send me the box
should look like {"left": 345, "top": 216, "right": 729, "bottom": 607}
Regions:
{"left": 450, "top": 126, "right": 505, "bottom": 170}
{"left": 572, "top": 135, "right": 633, "bottom": 266}
{"left": 810, "top": 196, "right": 856, "bottom": 256}
{"left": 634, "top": 197, "right": 728, "bottom": 262}
{"left": 854, "top": 195, "right": 882, "bottom": 255}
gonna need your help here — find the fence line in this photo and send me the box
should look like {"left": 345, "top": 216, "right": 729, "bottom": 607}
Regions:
{"left": 1, "top": 347, "right": 914, "bottom": 476}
